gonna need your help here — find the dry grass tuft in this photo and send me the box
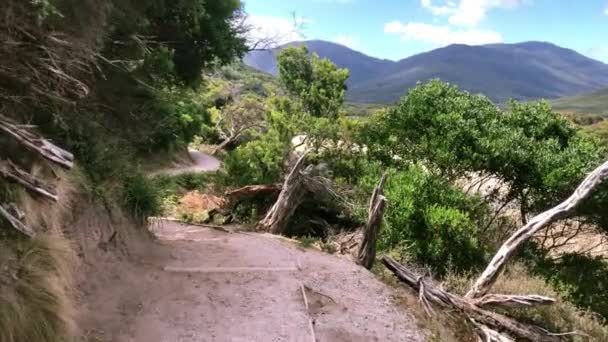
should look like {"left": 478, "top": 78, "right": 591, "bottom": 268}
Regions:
{"left": 0, "top": 233, "right": 77, "bottom": 342}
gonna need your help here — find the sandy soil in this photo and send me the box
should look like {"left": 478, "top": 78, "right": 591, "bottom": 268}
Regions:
{"left": 78, "top": 221, "right": 425, "bottom": 342}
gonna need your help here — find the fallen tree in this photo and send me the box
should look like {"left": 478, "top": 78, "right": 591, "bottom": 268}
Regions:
{"left": 383, "top": 159, "right": 608, "bottom": 341}
{"left": 257, "top": 153, "right": 308, "bottom": 234}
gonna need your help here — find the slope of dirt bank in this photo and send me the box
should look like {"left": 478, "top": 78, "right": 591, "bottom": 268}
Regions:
{"left": 78, "top": 221, "right": 426, "bottom": 342}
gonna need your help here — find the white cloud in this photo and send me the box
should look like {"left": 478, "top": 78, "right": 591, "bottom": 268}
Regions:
{"left": 421, "top": 0, "right": 528, "bottom": 27}
{"left": 385, "top": 21, "right": 503, "bottom": 46}
{"left": 334, "top": 34, "right": 361, "bottom": 49}
{"left": 245, "top": 15, "right": 305, "bottom": 47}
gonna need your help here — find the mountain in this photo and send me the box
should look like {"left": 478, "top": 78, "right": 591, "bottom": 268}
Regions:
{"left": 551, "top": 87, "right": 608, "bottom": 118}
{"left": 244, "top": 40, "right": 396, "bottom": 86}
{"left": 244, "top": 40, "right": 608, "bottom": 104}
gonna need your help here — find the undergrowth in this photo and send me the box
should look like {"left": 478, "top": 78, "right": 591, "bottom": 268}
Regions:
{"left": 444, "top": 263, "right": 608, "bottom": 341}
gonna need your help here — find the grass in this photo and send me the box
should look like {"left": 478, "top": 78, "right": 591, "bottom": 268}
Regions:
{"left": 444, "top": 263, "right": 608, "bottom": 341}
{"left": 123, "top": 173, "right": 160, "bottom": 222}
{"left": 551, "top": 87, "right": 608, "bottom": 119}
{"left": 0, "top": 234, "right": 76, "bottom": 342}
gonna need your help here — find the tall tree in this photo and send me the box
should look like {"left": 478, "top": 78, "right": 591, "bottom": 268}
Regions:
{"left": 277, "top": 46, "right": 349, "bottom": 118}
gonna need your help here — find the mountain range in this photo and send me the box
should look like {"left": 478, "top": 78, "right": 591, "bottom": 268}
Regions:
{"left": 244, "top": 40, "right": 608, "bottom": 104}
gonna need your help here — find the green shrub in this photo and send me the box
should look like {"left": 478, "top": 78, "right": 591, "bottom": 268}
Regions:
{"left": 222, "top": 130, "right": 291, "bottom": 187}
{"left": 359, "top": 164, "right": 488, "bottom": 276}
{"left": 123, "top": 173, "right": 160, "bottom": 221}
{"left": 534, "top": 253, "right": 608, "bottom": 320}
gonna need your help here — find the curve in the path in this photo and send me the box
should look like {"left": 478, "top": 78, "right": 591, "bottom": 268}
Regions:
{"left": 154, "top": 149, "right": 221, "bottom": 176}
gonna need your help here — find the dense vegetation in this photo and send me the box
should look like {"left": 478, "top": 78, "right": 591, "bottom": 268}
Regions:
{"left": 3, "top": 1, "right": 608, "bottom": 340}
{"left": 0, "top": 0, "right": 246, "bottom": 341}
{"left": 198, "top": 45, "right": 608, "bottom": 339}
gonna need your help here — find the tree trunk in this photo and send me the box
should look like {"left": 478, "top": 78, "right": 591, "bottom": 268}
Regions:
{"left": 466, "top": 159, "right": 608, "bottom": 299}
{"left": 257, "top": 153, "right": 308, "bottom": 234}
{"left": 356, "top": 172, "right": 388, "bottom": 269}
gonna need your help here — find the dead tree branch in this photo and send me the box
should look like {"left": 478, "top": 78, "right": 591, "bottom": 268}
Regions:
{"left": 356, "top": 172, "right": 388, "bottom": 269}
{"left": 473, "top": 294, "right": 556, "bottom": 309}
{"left": 225, "top": 184, "right": 282, "bottom": 199}
{"left": 381, "top": 256, "right": 561, "bottom": 342}
{"left": 467, "top": 160, "right": 608, "bottom": 299}
{"left": 0, "top": 159, "right": 58, "bottom": 201}
{"left": 0, "top": 203, "right": 35, "bottom": 237}
{"left": 0, "top": 115, "right": 74, "bottom": 169}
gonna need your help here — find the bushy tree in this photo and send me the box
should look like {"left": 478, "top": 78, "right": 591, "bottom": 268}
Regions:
{"left": 358, "top": 164, "right": 489, "bottom": 276}
{"left": 363, "top": 80, "right": 607, "bottom": 226}
{"left": 277, "top": 46, "right": 349, "bottom": 118}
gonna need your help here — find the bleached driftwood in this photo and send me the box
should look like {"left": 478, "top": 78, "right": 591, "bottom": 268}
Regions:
{"left": 466, "top": 159, "right": 608, "bottom": 299}
{"left": 473, "top": 294, "right": 556, "bottom": 309}
{"left": 0, "top": 159, "right": 58, "bottom": 201}
{"left": 0, "top": 115, "right": 74, "bottom": 169}
{"left": 258, "top": 153, "right": 308, "bottom": 234}
{"left": 356, "top": 172, "right": 388, "bottom": 269}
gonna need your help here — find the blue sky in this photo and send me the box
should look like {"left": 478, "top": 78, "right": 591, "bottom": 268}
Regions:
{"left": 244, "top": 0, "right": 608, "bottom": 62}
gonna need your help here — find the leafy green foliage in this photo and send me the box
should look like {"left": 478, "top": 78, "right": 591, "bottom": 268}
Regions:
{"left": 106, "top": 0, "right": 247, "bottom": 86}
{"left": 123, "top": 173, "right": 160, "bottom": 221}
{"left": 534, "top": 253, "right": 608, "bottom": 320}
{"left": 278, "top": 46, "right": 349, "bottom": 118}
{"left": 359, "top": 164, "right": 488, "bottom": 276}
{"left": 364, "top": 80, "right": 607, "bottom": 227}
{"left": 223, "top": 129, "right": 291, "bottom": 187}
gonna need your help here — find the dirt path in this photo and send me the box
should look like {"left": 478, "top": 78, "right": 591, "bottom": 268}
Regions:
{"left": 152, "top": 149, "right": 221, "bottom": 176}
{"left": 79, "top": 221, "right": 425, "bottom": 342}
{"left": 79, "top": 149, "right": 425, "bottom": 341}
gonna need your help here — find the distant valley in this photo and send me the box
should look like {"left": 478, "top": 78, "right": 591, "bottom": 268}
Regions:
{"left": 244, "top": 40, "right": 608, "bottom": 105}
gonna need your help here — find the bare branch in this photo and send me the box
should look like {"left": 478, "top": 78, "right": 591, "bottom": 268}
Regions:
{"left": 0, "top": 115, "right": 74, "bottom": 169}
{"left": 0, "top": 203, "right": 35, "bottom": 237}
{"left": 473, "top": 294, "right": 556, "bottom": 309}
{"left": 467, "top": 160, "right": 608, "bottom": 299}
{"left": 0, "top": 159, "right": 58, "bottom": 201}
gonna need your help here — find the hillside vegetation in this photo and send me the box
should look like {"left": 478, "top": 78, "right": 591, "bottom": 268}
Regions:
{"left": 552, "top": 87, "right": 608, "bottom": 118}
{"left": 0, "top": 0, "right": 246, "bottom": 341}
{"left": 180, "top": 44, "right": 608, "bottom": 340}
{"left": 245, "top": 40, "right": 608, "bottom": 104}
{"left": 3, "top": 1, "right": 608, "bottom": 341}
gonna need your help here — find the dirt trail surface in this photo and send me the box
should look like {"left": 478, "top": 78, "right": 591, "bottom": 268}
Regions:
{"left": 153, "top": 150, "right": 221, "bottom": 176}
{"left": 78, "top": 221, "right": 425, "bottom": 342}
